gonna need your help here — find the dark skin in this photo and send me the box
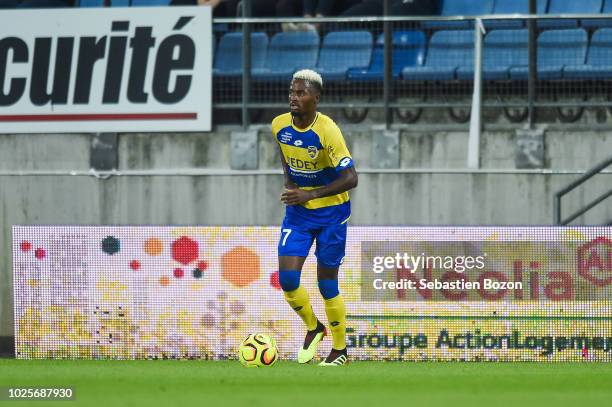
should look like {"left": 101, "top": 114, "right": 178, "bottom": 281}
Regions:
{"left": 278, "top": 78, "right": 358, "bottom": 280}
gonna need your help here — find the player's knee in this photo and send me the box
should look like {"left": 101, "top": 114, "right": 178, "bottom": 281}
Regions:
{"left": 279, "top": 270, "right": 301, "bottom": 292}
{"left": 318, "top": 279, "right": 340, "bottom": 300}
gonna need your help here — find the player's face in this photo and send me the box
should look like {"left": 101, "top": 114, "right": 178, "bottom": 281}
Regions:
{"left": 289, "top": 79, "right": 318, "bottom": 117}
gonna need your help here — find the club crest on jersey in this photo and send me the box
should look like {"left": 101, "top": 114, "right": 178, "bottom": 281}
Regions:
{"left": 307, "top": 146, "right": 319, "bottom": 159}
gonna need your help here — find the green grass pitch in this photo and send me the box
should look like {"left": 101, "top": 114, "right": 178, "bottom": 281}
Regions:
{"left": 0, "top": 359, "right": 610, "bottom": 407}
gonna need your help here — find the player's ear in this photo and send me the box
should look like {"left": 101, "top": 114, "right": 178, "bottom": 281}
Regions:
{"left": 314, "top": 92, "right": 320, "bottom": 104}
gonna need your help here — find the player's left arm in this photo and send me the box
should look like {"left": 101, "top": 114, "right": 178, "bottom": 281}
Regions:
{"left": 281, "top": 121, "right": 357, "bottom": 205}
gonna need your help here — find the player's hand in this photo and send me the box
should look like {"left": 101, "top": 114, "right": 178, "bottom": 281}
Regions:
{"left": 280, "top": 188, "right": 314, "bottom": 205}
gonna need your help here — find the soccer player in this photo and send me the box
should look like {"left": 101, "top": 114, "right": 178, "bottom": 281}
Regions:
{"left": 272, "top": 69, "right": 358, "bottom": 366}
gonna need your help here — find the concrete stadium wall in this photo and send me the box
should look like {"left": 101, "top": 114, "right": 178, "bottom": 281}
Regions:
{"left": 1, "top": 126, "right": 611, "bottom": 335}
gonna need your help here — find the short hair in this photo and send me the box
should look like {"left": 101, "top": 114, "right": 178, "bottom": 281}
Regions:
{"left": 292, "top": 69, "right": 323, "bottom": 93}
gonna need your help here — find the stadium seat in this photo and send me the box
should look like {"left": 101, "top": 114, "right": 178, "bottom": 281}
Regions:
{"left": 538, "top": 0, "right": 602, "bottom": 29}
{"left": 213, "top": 23, "right": 230, "bottom": 34}
{"left": 213, "top": 32, "right": 268, "bottom": 77}
{"left": 456, "top": 29, "right": 528, "bottom": 80}
{"left": 252, "top": 31, "right": 319, "bottom": 82}
{"left": 509, "top": 29, "right": 588, "bottom": 79}
{"left": 582, "top": 0, "right": 612, "bottom": 28}
{"left": 131, "top": 0, "right": 171, "bottom": 6}
{"left": 79, "top": 0, "right": 104, "bottom": 6}
{"left": 315, "top": 31, "right": 373, "bottom": 82}
{"left": 422, "top": 0, "right": 495, "bottom": 30}
{"left": 485, "top": 0, "right": 549, "bottom": 29}
{"left": 111, "top": 0, "right": 130, "bottom": 5}
{"left": 347, "top": 31, "right": 426, "bottom": 82}
{"left": 402, "top": 30, "right": 473, "bottom": 81}
{"left": 563, "top": 28, "right": 612, "bottom": 78}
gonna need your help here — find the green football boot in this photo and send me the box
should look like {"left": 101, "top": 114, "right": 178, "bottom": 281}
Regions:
{"left": 297, "top": 321, "right": 327, "bottom": 364}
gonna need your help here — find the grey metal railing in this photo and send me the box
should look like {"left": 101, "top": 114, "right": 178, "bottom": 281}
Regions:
{"left": 554, "top": 155, "right": 612, "bottom": 225}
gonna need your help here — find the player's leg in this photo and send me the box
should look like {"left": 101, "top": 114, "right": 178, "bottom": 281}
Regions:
{"left": 278, "top": 221, "right": 326, "bottom": 363}
{"left": 314, "top": 223, "right": 348, "bottom": 366}
{"left": 278, "top": 255, "right": 316, "bottom": 330}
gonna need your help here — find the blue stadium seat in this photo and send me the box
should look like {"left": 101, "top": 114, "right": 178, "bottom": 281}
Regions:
{"left": 538, "top": 0, "right": 602, "bottom": 29}
{"left": 79, "top": 0, "right": 104, "bottom": 6}
{"left": 564, "top": 28, "right": 612, "bottom": 78}
{"left": 456, "top": 29, "right": 528, "bottom": 80}
{"left": 509, "top": 29, "right": 588, "bottom": 79}
{"left": 213, "top": 32, "right": 268, "bottom": 77}
{"left": 422, "top": 0, "right": 495, "bottom": 30}
{"left": 315, "top": 31, "right": 373, "bottom": 82}
{"left": 111, "top": 0, "right": 130, "bottom": 5}
{"left": 582, "top": 0, "right": 612, "bottom": 28}
{"left": 252, "top": 31, "right": 319, "bottom": 82}
{"left": 485, "top": 0, "right": 549, "bottom": 29}
{"left": 131, "top": 0, "right": 171, "bottom": 6}
{"left": 402, "top": 30, "right": 474, "bottom": 81}
{"left": 348, "top": 31, "right": 426, "bottom": 82}
{"left": 213, "top": 23, "right": 230, "bottom": 34}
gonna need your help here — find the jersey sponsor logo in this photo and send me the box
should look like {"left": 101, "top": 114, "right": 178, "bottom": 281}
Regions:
{"left": 293, "top": 140, "right": 303, "bottom": 146}
{"left": 287, "top": 157, "right": 319, "bottom": 171}
{"left": 327, "top": 145, "right": 336, "bottom": 160}
{"left": 290, "top": 171, "right": 317, "bottom": 179}
{"left": 280, "top": 132, "right": 292, "bottom": 143}
{"left": 307, "top": 145, "right": 319, "bottom": 159}
{"left": 339, "top": 157, "right": 352, "bottom": 168}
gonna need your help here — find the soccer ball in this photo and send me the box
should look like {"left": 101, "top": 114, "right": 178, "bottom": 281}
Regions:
{"left": 238, "top": 333, "right": 279, "bottom": 367}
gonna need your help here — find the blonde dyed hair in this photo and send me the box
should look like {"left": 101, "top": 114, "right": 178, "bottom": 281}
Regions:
{"left": 292, "top": 69, "right": 323, "bottom": 91}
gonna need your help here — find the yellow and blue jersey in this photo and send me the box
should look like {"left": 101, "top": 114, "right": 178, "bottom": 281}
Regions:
{"left": 272, "top": 112, "right": 354, "bottom": 226}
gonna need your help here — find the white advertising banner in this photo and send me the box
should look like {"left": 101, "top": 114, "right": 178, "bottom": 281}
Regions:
{"left": 0, "top": 7, "right": 212, "bottom": 133}
{"left": 12, "top": 226, "right": 612, "bottom": 361}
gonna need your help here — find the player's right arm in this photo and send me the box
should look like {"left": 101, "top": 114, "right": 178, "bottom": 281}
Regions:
{"left": 272, "top": 115, "right": 298, "bottom": 190}
{"left": 277, "top": 143, "right": 298, "bottom": 190}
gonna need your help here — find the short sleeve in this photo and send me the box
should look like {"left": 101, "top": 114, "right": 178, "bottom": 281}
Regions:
{"left": 271, "top": 117, "right": 281, "bottom": 141}
{"left": 322, "top": 120, "right": 354, "bottom": 171}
